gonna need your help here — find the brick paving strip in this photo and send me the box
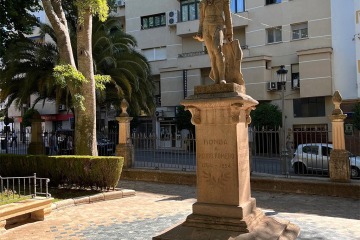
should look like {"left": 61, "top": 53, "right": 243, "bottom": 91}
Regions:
{"left": 1, "top": 180, "right": 359, "bottom": 240}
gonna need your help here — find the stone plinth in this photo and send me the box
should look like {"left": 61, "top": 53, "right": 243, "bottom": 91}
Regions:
{"left": 116, "top": 143, "right": 133, "bottom": 168}
{"left": 153, "top": 83, "right": 300, "bottom": 240}
{"left": 329, "top": 150, "right": 350, "bottom": 182}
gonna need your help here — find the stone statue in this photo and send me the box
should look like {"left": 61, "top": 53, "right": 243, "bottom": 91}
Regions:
{"left": 194, "top": 0, "right": 244, "bottom": 85}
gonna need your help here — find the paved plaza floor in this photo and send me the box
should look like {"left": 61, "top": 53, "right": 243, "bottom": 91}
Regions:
{"left": 2, "top": 180, "right": 360, "bottom": 240}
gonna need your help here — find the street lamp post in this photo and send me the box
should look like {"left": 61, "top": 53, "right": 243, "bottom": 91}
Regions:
{"left": 277, "top": 65, "right": 288, "bottom": 175}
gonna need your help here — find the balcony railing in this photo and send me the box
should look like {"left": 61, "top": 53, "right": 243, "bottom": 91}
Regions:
{"left": 178, "top": 45, "right": 248, "bottom": 58}
{"left": 178, "top": 50, "right": 207, "bottom": 58}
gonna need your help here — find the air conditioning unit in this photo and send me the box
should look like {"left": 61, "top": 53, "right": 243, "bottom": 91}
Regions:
{"left": 267, "top": 82, "right": 278, "bottom": 91}
{"left": 59, "top": 104, "right": 66, "bottom": 111}
{"left": 155, "top": 110, "right": 164, "bottom": 117}
{"left": 167, "top": 10, "right": 179, "bottom": 26}
{"left": 116, "top": 0, "right": 125, "bottom": 7}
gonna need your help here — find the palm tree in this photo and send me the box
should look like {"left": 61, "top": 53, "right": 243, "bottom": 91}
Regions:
{"left": 0, "top": 17, "right": 155, "bottom": 127}
{"left": 0, "top": 38, "right": 66, "bottom": 109}
{"left": 92, "top": 18, "right": 155, "bottom": 115}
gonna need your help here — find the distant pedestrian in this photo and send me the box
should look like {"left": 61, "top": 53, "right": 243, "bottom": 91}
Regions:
{"left": 44, "top": 132, "right": 50, "bottom": 155}
{"left": 49, "top": 132, "right": 57, "bottom": 155}
{"left": 10, "top": 131, "right": 17, "bottom": 148}
{"left": 67, "top": 136, "right": 73, "bottom": 154}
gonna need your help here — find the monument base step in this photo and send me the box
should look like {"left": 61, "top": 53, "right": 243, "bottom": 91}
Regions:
{"left": 153, "top": 213, "right": 300, "bottom": 240}
{"left": 184, "top": 208, "right": 264, "bottom": 232}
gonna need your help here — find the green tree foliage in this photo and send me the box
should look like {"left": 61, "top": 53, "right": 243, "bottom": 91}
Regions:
{"left": 0, "top": 38, "right": 61, "bottom": 109}
{"left": 250, "top": 102, "right": 282, "bottom": 128}
{"left": 0, "top": 19, "right": 154, "bottom": 116}
{"left": 92, "top": 18, "right": 155, "bottom": 115}
{"left": 353, "top": 102, "right": 360, "bottom": 131}
{"left": 0, "top": 0, "right": 42, "bottom": 58}
{"left": 175, "top": 106, "right": 195, "bottom": 134}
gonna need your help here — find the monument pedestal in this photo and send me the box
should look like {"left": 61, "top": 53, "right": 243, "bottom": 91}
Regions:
{"left": 153, "top": 83, "right": 299, "bottom": 240}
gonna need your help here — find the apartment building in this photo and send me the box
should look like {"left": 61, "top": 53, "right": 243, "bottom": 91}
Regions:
{"left": 113, "top": 0, "right": 359, "bottom": 145}
{"left": 3, "top": 0, "right": 359, "bottom": 146}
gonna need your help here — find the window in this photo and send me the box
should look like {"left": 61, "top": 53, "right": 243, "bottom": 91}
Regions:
{"left": 180, "top": 0, "right": 200, "bottom": 22}
{"left": 231, "top": 0, "right": 245, "bottom": 13}
{"left": 142, "top": 47, "right": 167, "bottom": 61}
{"left": 302, "top": 146, "right": 319, "bottom": 155}
{"left": 292, "top": 22, "right": 308, "bottom": 40}
{"left": 293, "top": 97, "right": 325, "bottom": 118}
{"left": 141, "top": 13, "right": 166, "bottom": 29}
{"left": 266, "top": 27, "right": 282, "bottom": 43}
{"left": 321, "top": 146, "right": 332, "bottom": 157}
{"left": 266, "top": 0, "right": 281, "bottom": 5}
{"left": 291, "top": 64, "right": 300, "bottom": 89}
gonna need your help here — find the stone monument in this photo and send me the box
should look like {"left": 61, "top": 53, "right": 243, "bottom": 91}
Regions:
{"left": 329, "top": 91, "right": 350, "bottom": 182}
{"left": 153, "top": 1, "right": 299, "bottom": 239}
{"left": 116, "top": 99, "right": 134, "bottom": 168}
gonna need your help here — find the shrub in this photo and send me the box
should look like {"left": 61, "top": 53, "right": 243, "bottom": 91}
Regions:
{"left": 0, "top": 155, "right": 123, "bottom": 189}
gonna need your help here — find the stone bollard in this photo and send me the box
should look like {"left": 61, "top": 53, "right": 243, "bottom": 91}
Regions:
{"left": 329, "top": 91, "right": 350, "bottom": 182}
{"left": 115, "top": 99, "right": 134, "bottom": 168}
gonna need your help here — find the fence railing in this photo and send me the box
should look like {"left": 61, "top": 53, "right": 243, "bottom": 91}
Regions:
{"left": 130, "top": 128, "right": 359, "bottom": 179}
{"left": 0, "top": 173, "right": 51, "bottom": 202}
{"left": 130, "top": 133, "right": 196, "bottom": 171}
{"left": 0, "top": 129, "right": 117, "bottom": 156}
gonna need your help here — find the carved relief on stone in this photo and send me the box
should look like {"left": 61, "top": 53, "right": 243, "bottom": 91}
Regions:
{"left": 332, "top": 91, "right": 343, "bottom": 115}
{"left": 186, "top": 106, "right": 201, "bottom": 125}
{"left": 230, "top": 103, "right": 243, "bottom": 123}
{"left": 120, "top": 99, "right": 129, "bottom": 117}
{"left": 202, "top": 171, "right": 231, "bottom": 190}
{"left": 245, "top": 107, "right": 255, "bottom": 125}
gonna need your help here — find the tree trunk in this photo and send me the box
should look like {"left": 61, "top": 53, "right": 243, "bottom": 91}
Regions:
{"left": 42, "top": 0, "right": 98, "bottom": 156}
{"left": 41, "top": 0, "right": 75, "bottom": 67}
{"left": 75, "top": 9, "right": 98, "bottom": 156}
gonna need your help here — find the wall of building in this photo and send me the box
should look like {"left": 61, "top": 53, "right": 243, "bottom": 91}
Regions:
{"left": 355, "top": 0, "right": 360, "bottom": 99}
{"left": 331, "top": 0, "right": 358, "bottom": 100}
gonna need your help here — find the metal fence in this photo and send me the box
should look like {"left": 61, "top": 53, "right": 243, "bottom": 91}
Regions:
{"left": 130, "top": 133, "right": 196, "bottom": 171}
{"left": 0, "top": 173, "right": 51, "bottom": 202}
{"left": 0, "top": 129, "right": 116, "bottom": 156}
{"left": 131, "top": 128, "right": 360, "bottom": 179}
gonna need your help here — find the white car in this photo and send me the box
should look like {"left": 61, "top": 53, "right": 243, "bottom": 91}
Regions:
{"left": 291, "top": 143, "right": 360, "bottom": 178}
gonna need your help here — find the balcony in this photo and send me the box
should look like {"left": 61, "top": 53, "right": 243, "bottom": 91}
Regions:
{"left": 176, "top": 11, "right": 249, "bottom": 37}
{"left": 176, "top": 19, "right": 199, "bottom": 37}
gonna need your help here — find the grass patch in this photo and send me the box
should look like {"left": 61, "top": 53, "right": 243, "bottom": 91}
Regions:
{"left": 50, "top": 187, "right": 102, "bottom": 202}
{"left": 1, "top": 187, "right": 102, "bottom": 205}
{"left": 0, "top": 195, "right": 32, "bottom": 205}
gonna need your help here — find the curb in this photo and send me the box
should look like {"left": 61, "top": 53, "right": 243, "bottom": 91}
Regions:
{"left": 51, "top": 188, "right": 136, "bottom": 210}
{"left": 121, "top": 169, "right": 360, "bottom": 199}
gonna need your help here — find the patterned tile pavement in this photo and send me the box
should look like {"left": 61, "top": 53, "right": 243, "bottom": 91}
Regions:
{"left": 1, "top": 180, "right": 360, "bottom": 240}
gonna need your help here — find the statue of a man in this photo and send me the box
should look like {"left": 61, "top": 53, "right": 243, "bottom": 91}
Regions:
{"left": 194, "top": 0, "right": 233, "bottom": 84}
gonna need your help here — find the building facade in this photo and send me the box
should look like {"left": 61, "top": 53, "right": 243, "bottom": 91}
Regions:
{"left": 113, "top": 0, "right": 359, "bottom": 145}
{"left": 2, "top": 0, "right": 359, "bottom": 147}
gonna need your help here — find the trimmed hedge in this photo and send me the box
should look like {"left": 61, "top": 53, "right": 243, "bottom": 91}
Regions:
{"left": 0, "top": 154, "right": 124, "bottom": 189}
